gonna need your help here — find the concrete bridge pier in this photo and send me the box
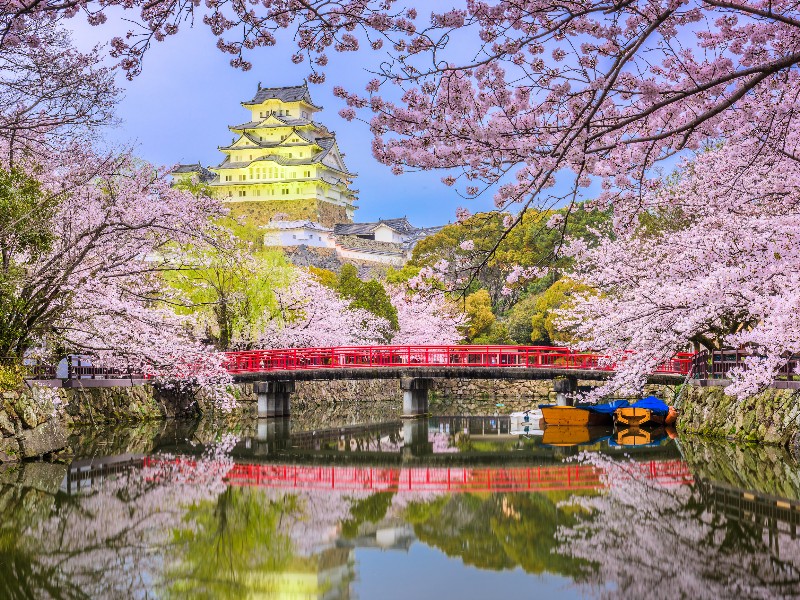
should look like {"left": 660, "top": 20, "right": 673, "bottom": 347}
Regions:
{"left": 401, "top": 377, "right": 433, "bottom": 417}
{"left": 255, "top": 380, "right": 295, "bottom": 417}
{"left": 553, "top": 376, "right": 578, "bottom": 406}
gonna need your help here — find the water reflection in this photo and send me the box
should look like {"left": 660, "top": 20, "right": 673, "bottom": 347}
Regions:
{"left": 1, "top": 417, "right": 800, "bottom": 598}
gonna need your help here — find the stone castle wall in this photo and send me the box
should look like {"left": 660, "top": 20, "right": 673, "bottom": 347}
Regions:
{"left": 678, "top": 385, "right": 800, "bottom": 446}
{"left": 228, "top": 199, "right": 349, "bottom": 228}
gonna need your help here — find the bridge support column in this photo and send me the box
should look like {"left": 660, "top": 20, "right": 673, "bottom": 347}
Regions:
{"left": 401, "top": 377, "right": 433, "bottom": 417}
{"left": 255, "top": 381, "right": 295, "bottom": 417}
{"left": 553, "top": 376, "right": 577, "bottom": 406}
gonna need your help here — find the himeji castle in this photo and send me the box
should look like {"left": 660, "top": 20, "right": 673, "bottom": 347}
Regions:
{"left": 172, "top": 82, "right": 357, "bottom": 226}
{"left": 172, "top": 83, "right": 440, "bottom": 265}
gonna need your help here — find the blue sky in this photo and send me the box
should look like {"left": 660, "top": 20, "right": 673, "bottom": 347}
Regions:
{"left": 68, "top": 16, "right": 496, "bottom": 227}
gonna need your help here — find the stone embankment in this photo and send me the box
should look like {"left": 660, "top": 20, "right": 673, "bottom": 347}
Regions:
{"left": 0, "top": 383, "right": 205, "bottom": 462}
{"left": 5, "top": 374, "right": 800, "bottom": 462}
{"left": 678, "top": 385, "right": 800, "bottom": 447}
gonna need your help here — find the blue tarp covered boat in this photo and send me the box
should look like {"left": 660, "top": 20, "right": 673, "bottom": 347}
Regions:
{"left": 615, "top": 396, "right": 676, "bottom": 426}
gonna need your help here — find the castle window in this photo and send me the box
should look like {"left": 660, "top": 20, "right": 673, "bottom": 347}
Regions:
{"left": 249, "top": 155, "right": 253, "bottom": 160}
{"left": 228, "top": 191, "right": 232, "bottom": 197}
{"left": 282, "top": 188, "right": 289, "bottom": 195}
{"left": 304, "top": 170, "right": 311, "bottom": 178}
{"left": 225, "top": 175, "right": 232, "bottom": 182}
{"left": 255, "top": 189, "right": 260, "bottom": 197}
{"left": 286, "top": 110, "right": 290, "bottom": 116}
{"left": 288, "top": 153, "right": 293, "bottom": 158}
{"left": 238, "top": 191, "right": 246, "bottom": 197}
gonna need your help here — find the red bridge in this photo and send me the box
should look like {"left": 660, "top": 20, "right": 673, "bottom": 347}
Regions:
{"left": 224, "top": 345, "right": 695, "bottom": 382}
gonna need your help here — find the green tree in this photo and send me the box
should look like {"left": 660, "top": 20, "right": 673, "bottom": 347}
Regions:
{"left": 409, "top": 205, "right": 610, "bottom": 315}
{"left": 337, "top": 264, "right": 399, "bottom": 332}
{"left": 0, "top": 166, "right": 59, "bottom": 357}
{"left": 167, "top": 248, "right": 291, "bottom": 349}
{"left": 530, "top": 278, "right": 594, "bottom": 344}
{"left": 463, "top": 289, "right": 509, "bottom": 343}
{"left": 385, "top": 264, "right": 421, "bottom": 284}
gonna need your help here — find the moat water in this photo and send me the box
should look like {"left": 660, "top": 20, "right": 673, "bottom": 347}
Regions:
{"left": 2, "top": 409, "right": 800, "bottom": 599}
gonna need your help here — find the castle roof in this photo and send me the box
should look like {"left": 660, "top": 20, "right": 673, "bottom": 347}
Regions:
{"left": 171, "top": 163, "right": 216, "bottom": 183}
{"left": 243, "top": 82, "right": 322, "bottom": 109}
{"left": 213, "top": 137, "right": 354, "bottom": 175}
{"left": 172, "top": 163, "right": 202, "bottom": 174}
{"left": 218, "top": 129, "right": 321, "bottom": 151}
{"left": 261, "top": 220, "right": 332, "bottom": 232}
{"left": 229, "top": 115, "right": 314, "bottom": 130}
{"left": 333, "top": 217, "right": 418, "bottom": 236}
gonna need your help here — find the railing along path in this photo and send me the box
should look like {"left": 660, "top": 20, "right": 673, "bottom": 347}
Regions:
{"left": 223, "top": 345, "right": 696, "bottom": 376}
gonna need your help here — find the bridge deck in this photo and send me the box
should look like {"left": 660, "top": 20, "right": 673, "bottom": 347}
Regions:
{"left": 232, "top": 365, "right": 685, "bottom": 384}
{"left": 226, "top": 345, "right": 692, "bottom": 384}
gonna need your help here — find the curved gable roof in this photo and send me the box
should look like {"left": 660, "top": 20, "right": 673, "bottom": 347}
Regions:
{"left": 243, "top": 82, "right": 322, "bottom": 109}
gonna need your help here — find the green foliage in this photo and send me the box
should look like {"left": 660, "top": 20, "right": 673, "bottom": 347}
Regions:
{"left": 505, "top": 294, "right": 538, "bottom": 344}
{"left": 0, "top": 166, "right": 56, "bottom": 264}
{"left": 337, "top": 264, "right": 399, "bottom": 332}
{"left": 459, "top": 289, "right": 511, "bottom": 343}
{"left": 167, "top": 247, "right": 291, "bottom": 349}
{"left": 529, "top": 278, "right": 594, "bottom": 344}
{"left": 307, "top": 266, "right": 338, "bottom": 288}
{"left": 410, "top": 204, "right": 610, "bottom": 312}
{"left": 0, "top": 166, "right": 59, "bottom": 358}
{"left": 0, "top": 362, "right": 23, "bottom": 391}
{"left": 385, "top": 264, "right": 421, "bottom": 284}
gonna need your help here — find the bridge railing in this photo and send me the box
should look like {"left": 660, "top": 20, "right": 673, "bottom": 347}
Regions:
{"left": 223, "top": 345, "right": 696, "bottom": 375}
{"left": 691, "top": 349, "right": 800, "bottom": 381}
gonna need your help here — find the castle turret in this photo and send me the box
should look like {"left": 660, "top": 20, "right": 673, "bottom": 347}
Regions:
{"left": 173, "top": 82, "right": 357, "bottom": 226}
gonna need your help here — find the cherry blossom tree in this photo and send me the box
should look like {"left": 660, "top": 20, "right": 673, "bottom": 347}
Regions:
{"left": 256, "top": 269, "right": 391, "bottom": 347}
{"left": 389, "top": 285, "right": 465, "bottom": 345}
{"left": 559, "top": 141, "right": 800, "bottom": 397}
{"left": 0, "top": 141, "right": 237, "bottom": 403}
{"left": 0, "top": 15, "right": 117, "bottom": 160}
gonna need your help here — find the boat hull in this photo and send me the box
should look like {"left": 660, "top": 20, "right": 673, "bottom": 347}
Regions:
{"left": 616, "top": 407, "right": 654, "bottom": 426}
{"left": 541, "top": 406, "right": 613, "bottom": 426}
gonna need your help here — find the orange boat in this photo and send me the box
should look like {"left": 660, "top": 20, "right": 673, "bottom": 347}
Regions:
{"left": 614, "top": 397, "right": 679, "bottom": 427}
{"left": 615, "top": 406, "right": 658, "bottom": 426}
